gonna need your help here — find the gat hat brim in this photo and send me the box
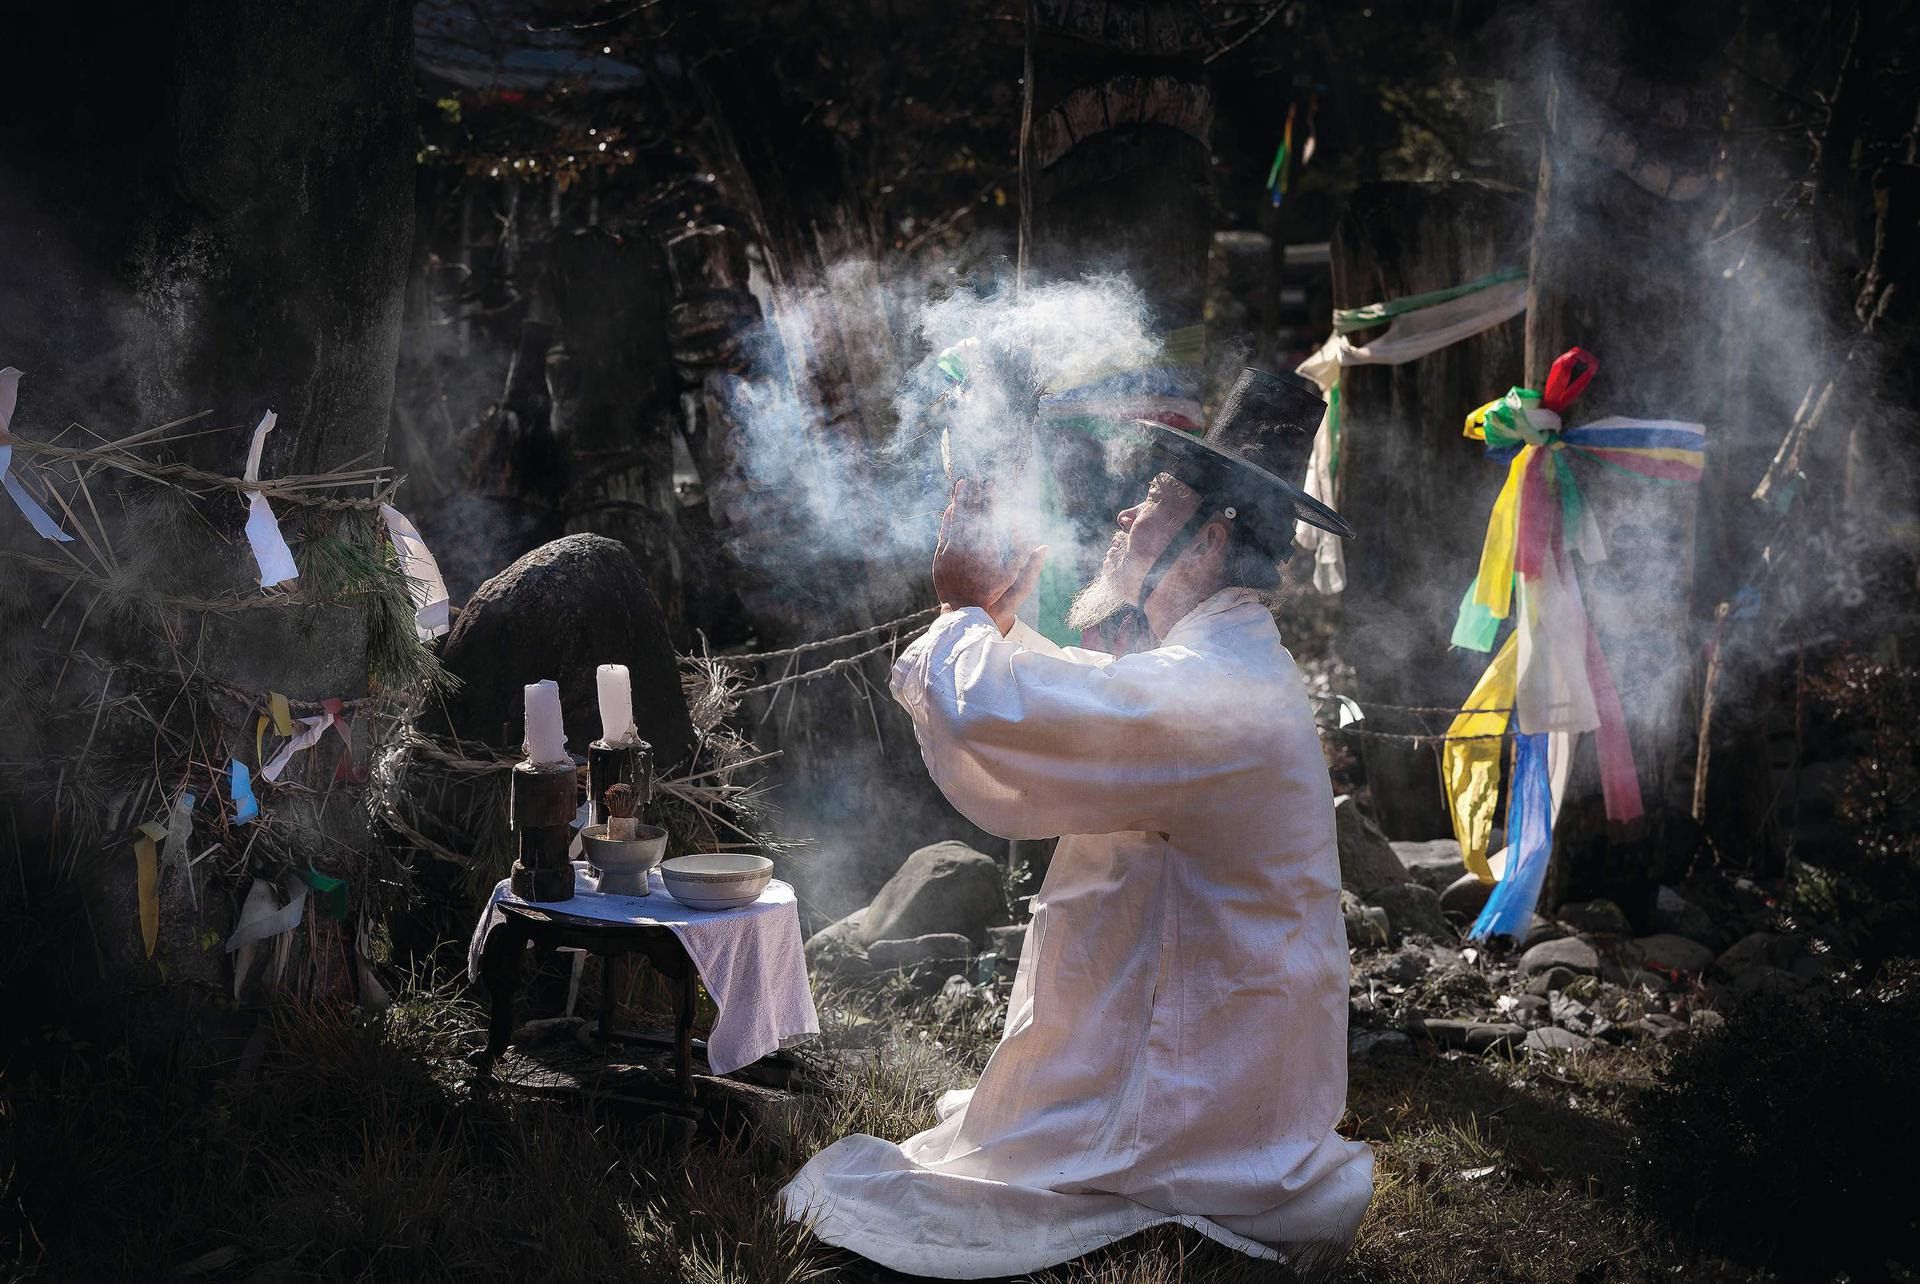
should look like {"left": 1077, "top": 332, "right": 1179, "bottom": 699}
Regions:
{"left": 1130, "top": 417, "right": 1355, "bottom": 540}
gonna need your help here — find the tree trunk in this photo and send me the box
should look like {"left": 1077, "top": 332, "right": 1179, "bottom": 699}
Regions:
{"left": 0, "top": 2, "right": 415, "bottom": 1006}
{"left": 1331, "top": 182, "right": 1531, "bottom": 840}
{"left": 1523, "top": 2, "right": 1734, "bottom": 912}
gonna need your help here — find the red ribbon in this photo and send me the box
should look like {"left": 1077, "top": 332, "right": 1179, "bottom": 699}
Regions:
{"left": 1541, "top": 347, "right": 1597, "bottom": 414}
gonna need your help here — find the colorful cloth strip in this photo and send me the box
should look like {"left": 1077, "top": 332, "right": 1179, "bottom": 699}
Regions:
{"left": 1439, "top": 348, "right": 1705, "bottom": 939}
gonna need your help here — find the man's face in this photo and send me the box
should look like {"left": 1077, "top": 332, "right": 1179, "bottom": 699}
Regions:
{"left": 1066, "top": 470, "right": 1202, "bottom": 630}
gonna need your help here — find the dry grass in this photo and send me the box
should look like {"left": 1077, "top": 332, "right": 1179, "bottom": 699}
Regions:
{"left": 1, "top": 972, "right": 1778, "bottom": 1284}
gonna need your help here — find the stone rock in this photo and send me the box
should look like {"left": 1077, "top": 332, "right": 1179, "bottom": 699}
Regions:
{"left": 1526, "top": 965, "right": 1580, "bottom": 996}
{"left": 1350, "top": 1029, "right": 1414, "bottom": 1059}
{"left": 1728, "top": 964, "right": 1804, "bottom": 998}
{"left": 436, "top": 534, "right": 696, "bottom": 769}
{"left": 986, "top": 923, "right": 1029, "bottom": 961}
{"left": 860, "top": 842, "right": 1008, "bottom": 947}
{"left": 931, "top": 974, "right": 976, "bottom": 1019}
{"left": 868, "top": 934, "right": 972, "bottom": 971}
{"left": 1439, "top": 872, "right": 1493, "bottom": 921}
{"left": 1518, "top": 936, "right": 1600, "bottom": 978}
{"left": 803, "top": 907, "right": 871, "bottom": 976}
{"left": 1689, "top": 1009, "right": 1726, "bottom": 1033}
{"left": 1378, "top": 946, "right": 1431, "bottom": 985}
{"left": 1710, "top": 931, "right": 1787, "bottom": 983}
{"left": 1635, "top": 933, "right": 1715, "bottom": 975}
{"left": 1422, "top": 1019, "right": 1524, "bottom": 1053}
{"left": 1631, "top": 1012, "right": 1689, "bottom": 1042}
{"left": 1557, "top": 899, "right": 1633, "bottom": 937}
{"left": 1334, "top": 795, "right": 1409, "bottom": 895}
{"left": 1523, "top": 1027, "right": 1593, "bottom": 1056}
{"left": 1650, "top": 885, "right": 1720, "bottom": 945}
{"left": 1391, "top": 839, "right": 1468, "bottom": 891}
{"left": 1509, "top": 993, "right": 1550, "bottom": 1026}
{"left": 1341, "top": 890, "right": 1390, "bottom": 949}
{"left": 1367, "top": 882, "right": 1453, "bottom": 943}
{"left": 1628, "top": 968, "right": 1673, "bottom": 993}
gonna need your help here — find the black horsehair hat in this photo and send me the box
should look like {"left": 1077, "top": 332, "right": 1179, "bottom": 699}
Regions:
{"left": 1130, "top": 366, "right": 1354, "bottom": 543}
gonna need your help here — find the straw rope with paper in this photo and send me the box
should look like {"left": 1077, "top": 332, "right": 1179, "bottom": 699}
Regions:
{"left": 1437, "top": 347, "right": 1706, "bottom": 940}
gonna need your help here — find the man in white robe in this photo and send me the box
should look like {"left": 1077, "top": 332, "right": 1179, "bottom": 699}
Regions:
{"left": 782, "top": 368, "right": 1374, "bottom": 1278}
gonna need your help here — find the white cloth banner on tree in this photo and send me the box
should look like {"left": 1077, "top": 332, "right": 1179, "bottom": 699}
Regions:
{"left": 378, "top": 503, "right": 451, "bottom": 640}
{"left": 226, "top": 874, "right": 310, "bottom": 998}
{"left": 262, "top": 709, "right": 333, "bottom": 782}
{"left": 0, "top": 367, "right": 74, "bottom": 542}
{"left": 242, "top": 410, "right": 298, "bottom": 587}
{"left": 1293, "top": 275, "right": 1529, "bottom": 594}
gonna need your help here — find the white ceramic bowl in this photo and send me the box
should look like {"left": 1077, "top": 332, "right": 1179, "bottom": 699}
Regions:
{"left": 660, "top": 853, "right": 774, "bottom": 910}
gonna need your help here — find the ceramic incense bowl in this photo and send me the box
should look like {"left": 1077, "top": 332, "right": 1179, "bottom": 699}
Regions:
{"left": 660, "top": 853, "right": 774, "bottom": 911}
{"left": 580, "top": 823, "right": 668, "bottom": 896}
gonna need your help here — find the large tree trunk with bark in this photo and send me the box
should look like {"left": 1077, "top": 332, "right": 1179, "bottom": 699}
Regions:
{"left": 1523, "top": 1, "right": 1733, "bottom": 912}
{"left": 0, "top": 2, "right": 414, "bottom": 1014}
{"left": 1331, "top": 182, "right": 1531, "bottom": 840}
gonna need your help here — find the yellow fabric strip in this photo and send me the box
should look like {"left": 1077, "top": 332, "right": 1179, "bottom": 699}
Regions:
{"left": 255, "top": 715, "right": 268, "bottom": 767}
{"left": 270, "top": 692, "right": 293, "bottom": 736}
{"left": 1442, "top": 633, "right": 1519, "bottom": 884}
{"left": 136, "top": 820, "right": 166, "bottom": 958}
{"left": 1470, "top": 449, "right": 1531, "bottom": 618}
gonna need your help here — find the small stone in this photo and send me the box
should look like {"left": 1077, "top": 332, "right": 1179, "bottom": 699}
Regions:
{"left": 1378, "top": 946, "right": 1432, "bottom": 985}
{"left": 1421, "top": 1018, "right": 1524, "bottom": 1053}
{"left": 867, "top": 933, "right": 971, "bottom": 971}
{"left": 1557, "top": 899, "right": 1633, "bottom": 937}
{"left": 1632, "top": 1013, "right": 1688, "bottom": 1041}
{"left": 1509, "top": 993, "right": 1550, "bottom": 1026}
{"left": 932, "top": 974, "right": 975, "bottom": 1019}
{"left": 1335, "top": 795, "right": 1410, "bottom": 895}
{"left": 1349, "top": 1029, "right": 1413, "bottom": 1059}
{"left": 1439, "top": 872, "right": 1493, "bottom": 921}
{"left": 1367, "top": 882, "right": 1453, "bottom": 943}
{"left": 1689, "top": 1009, "right": 1726, "bottom": 1032}
{"left": 1390, "top": 839, "right": 1467, "bottom": 891}
{"left": 1710, "top": 931, "right": 1784, "bottom": 983}
{"left": 1628, "top": 969, "right": 1673, "bottom": 993}
{"left": 1342, "top": 890, "right": 1390, "bottom": 949}
{"left": 1524, "top": 1027, "right": 1593, "bottom": 1056}
{"left": 986, "top": 923, "right": 1028, "bottom": 961}
{"left": 1635, "top": 933, "right": 1715, "bottom": 975}
{"left": 1526, "top": 964, "right": 1579, "bottom": 996}
{"left": 1518, "top": 936, "right": 1599, "bottom": 978}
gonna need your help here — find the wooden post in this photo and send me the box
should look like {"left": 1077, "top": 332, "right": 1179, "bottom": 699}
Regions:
{"left": 1330, "top": 182, "right": 1532, "bottom": 840}
{"left": 1522, "top": 4, "right": 1734, "bottom": 912}
{"left": 510, "top": 762, "right": 579, "bottom": 902}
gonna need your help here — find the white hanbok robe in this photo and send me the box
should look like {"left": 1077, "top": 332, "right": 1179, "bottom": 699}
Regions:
{"left": 780, "top": 588, "right": 1374, "bottom": 1278}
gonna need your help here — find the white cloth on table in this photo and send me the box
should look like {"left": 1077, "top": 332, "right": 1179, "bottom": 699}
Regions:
{"left": 467, "top": 863, "right": 819, "bottom": 1075}
{"left": 780, "top": 590, "right": 1374, "bottom": 1278}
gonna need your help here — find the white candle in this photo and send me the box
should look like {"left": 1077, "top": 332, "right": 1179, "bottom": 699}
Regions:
{"left": 522, "top": 679, "right": 569, "bottom": 765}
{"left": 596, "top": 663, "right": 636, "bottom": 745}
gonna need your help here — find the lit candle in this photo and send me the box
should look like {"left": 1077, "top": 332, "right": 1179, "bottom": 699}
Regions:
{"left": 596, "top": 663, "right": 636, "bottom": 745}
{"left": 522, "top": 679, "right": 569, "bottom": 765}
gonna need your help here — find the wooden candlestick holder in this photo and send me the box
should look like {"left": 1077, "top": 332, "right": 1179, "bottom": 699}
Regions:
{"left": 510, "top": 760, "right": 578, "bottom": 902}
{"left": 588, "top": 737, "right": 653, "bottom": 827}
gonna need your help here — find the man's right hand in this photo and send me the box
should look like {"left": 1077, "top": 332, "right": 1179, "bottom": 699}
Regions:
{"left": 934, "top": 479, "right": 1045, "bottom": 635}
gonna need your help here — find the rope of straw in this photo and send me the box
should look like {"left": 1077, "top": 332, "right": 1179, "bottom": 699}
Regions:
{"left": 8, "top": 438, "right": 398, "bottom": 509}
{"left": 0, "top": 549, "right": 311, "bottom": 612}
{"left": 720, "top": 606, "right": 940, "bottom": 664}
{"left": 66, "top": 651, "right": 382, "bottom": 713}
{"left": 733, "top": 631, "right": 920, "bottom": 698}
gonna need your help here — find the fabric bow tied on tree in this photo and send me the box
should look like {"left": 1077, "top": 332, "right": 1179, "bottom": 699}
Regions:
{"left": 1440, "top": 348, "right": 1706, "bottom": 939}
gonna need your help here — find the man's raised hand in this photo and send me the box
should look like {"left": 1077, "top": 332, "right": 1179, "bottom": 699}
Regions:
{"left": 933, "top": 478, "right": 1046, "bottom": 635}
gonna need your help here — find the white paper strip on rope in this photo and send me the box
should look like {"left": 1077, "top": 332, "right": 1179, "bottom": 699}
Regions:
{"left": 0, "top": 367, "right": 74, "bottom": 542}
{"left": 227, "top": 874, "right": 310, "bottom": 998}
{"left": 161, "top": 790, "right": 198, "bottom": 911}
{"left": 379, "top": 503, "right": 451, "bottom": 640}
{"left": 242, "top": 410, "right": 298, "bottom": 587}
{"left": 262, "top": 709, "right": 333, "bottom": 781}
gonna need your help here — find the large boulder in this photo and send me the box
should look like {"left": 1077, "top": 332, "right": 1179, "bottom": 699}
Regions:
{"left": 1334, "top": 796, "right": 1409, "bottom": 895}
{"left": 1391, "top": 839, "right": 1467, "bottom": 891}
{"left": 434, "top": 535, "right": 696, "bottom": 770}
{"left": 860, "top": 841, "right": 1008, "bottom": 947}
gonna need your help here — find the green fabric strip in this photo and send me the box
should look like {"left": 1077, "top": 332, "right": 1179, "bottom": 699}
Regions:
{"left": 1451, "top": 577, "right": 1504, "bottom": 652}
{"left": 1333, "top": 266, "right": 1527, "bottom": 335}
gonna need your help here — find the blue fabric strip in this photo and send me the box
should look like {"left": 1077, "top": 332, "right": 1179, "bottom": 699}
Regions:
{"left": 1470, "top": 732, "right": 1554, "bottom": 940}
{"left": 1559, "top": 425, "right": 1704, "bottom": 450}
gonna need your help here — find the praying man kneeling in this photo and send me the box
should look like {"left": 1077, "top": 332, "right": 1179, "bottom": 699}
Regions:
{"left": 782, "top": 368, "right": 1376, "bottom": 1279}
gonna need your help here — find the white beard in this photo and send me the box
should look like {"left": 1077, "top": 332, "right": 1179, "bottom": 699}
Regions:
{"left": 1064, "top": 565, "right": 1133, "bottom": 633}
